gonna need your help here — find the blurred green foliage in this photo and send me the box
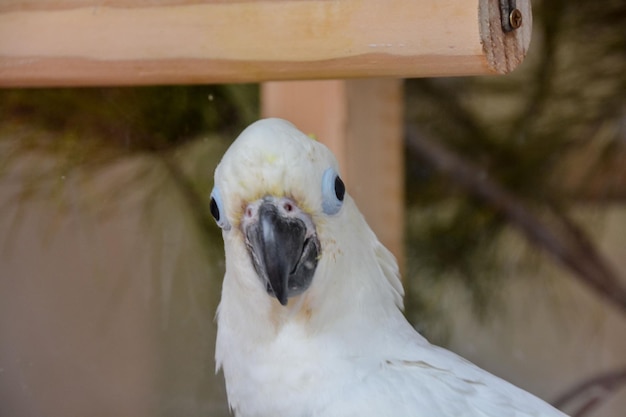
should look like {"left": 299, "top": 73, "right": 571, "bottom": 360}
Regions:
{"left": 0, "top": 85, "right": 258, "bottom": 153}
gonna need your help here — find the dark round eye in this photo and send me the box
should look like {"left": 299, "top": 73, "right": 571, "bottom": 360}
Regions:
{"left": 210, "top": 197, "right": 220, "bottom": 222}
{"left": 334, "top": 176, "right": 345, "bottom": 201}
{"left": 322, "top": 168, "right": 345, "bottom": 215}
{"left": 210, "top": 187, "right": 231, "bottom": 230}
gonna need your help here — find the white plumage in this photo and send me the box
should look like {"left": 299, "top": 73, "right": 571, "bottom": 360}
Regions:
{"left": 211, "top": 118, "right": 568, "bottom": 417}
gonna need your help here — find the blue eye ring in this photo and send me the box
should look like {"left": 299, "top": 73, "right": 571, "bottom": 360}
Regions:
{"left": 210, "top": 187, "right": 231, "bottom": 230}
{"left": 321, "top": 168, "right": 345, "bottom": 215}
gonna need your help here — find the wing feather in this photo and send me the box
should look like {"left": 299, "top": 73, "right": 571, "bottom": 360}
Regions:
{"left": 316, "top": 345, "right": 567, "bottom": 417}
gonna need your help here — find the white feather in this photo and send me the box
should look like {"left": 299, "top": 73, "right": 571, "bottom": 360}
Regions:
{"left": 214, "top": 118, "right": 569, "bottom": 417}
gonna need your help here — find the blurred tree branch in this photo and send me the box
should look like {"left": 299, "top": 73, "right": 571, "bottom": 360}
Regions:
{"left": 406, "top": 127, "right": 626, "bottom": 314}
{"left": 553, "top": 367, "right": 626, "bottom": 417}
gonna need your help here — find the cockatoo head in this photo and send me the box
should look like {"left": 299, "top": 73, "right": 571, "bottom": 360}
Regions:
{"left": 211, "top": 118, "right": 351, "bottom": 307}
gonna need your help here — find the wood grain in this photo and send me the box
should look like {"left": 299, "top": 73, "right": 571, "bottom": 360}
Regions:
{"left": 0, "top": 0, "right": 532, "bottom": 86}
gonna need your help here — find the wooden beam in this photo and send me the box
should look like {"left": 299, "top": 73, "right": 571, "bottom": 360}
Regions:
{"left": 0, "top": 0, "right": 532, "bottom": 87}
{"left": 261, "top": 79, "right": 405, "bottom": 266}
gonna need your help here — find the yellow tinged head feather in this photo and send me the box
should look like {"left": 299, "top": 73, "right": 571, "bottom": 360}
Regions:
{"left": 214, "top": 118, "right": 340, "bottom": 228}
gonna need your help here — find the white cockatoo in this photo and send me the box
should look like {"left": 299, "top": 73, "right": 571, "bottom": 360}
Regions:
{"left": 211, "top": 118, "right": 569, "bottom": 417}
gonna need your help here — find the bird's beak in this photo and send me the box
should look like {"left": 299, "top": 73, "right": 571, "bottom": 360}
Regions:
{"left": 243, "top": 198, "right": 320, "bottom": 306}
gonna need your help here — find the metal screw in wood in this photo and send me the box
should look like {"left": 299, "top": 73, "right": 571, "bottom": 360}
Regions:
{"left": 509, "top": 8, "right": 523, "bottom": 30}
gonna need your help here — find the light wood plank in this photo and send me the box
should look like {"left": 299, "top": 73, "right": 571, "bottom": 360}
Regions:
{"left": 0, "top": 0, "right": 532, "bottom": 86}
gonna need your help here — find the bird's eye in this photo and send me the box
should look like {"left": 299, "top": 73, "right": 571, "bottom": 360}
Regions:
{"left": 321, "top": 168, "right": 345, "bottom": 215}
{"left": 210, "top": 187, "right": 231, "bottom": 230}
{"left": 334, "top": 175, "right": 345, "bottom": 202}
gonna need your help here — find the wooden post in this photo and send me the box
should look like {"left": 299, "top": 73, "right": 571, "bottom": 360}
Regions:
{"left": 261, "top": 80, "right": 405, "bottom": 266}
{"left": 0, "top": 0, "right": 532, "bottom": 87}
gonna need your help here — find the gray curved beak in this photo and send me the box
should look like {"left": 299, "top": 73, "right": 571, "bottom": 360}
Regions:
{"left": 243, "top": 198, "right": 320, "bottom": 306}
